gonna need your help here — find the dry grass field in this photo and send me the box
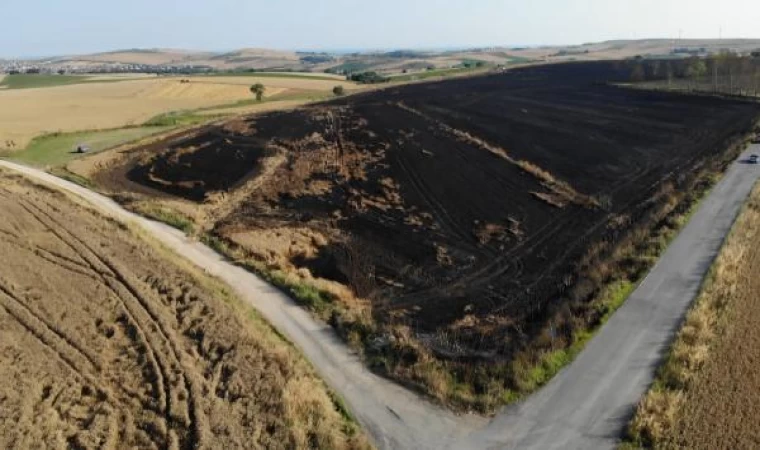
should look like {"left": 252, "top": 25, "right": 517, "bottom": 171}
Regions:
{"left": 627, "top": 184, "right": 760, "bottom": 449}
{"left": 0, "top": 76, "right": 357, "bottom": 150}
{"left": 0, "top": 171, "right": 368, "bottom": 449}
{"left": 0, "top": 78, "right": 249, "bottom": 149}
{"left": 0, "top": 75, "right": 357, "bottom": 152}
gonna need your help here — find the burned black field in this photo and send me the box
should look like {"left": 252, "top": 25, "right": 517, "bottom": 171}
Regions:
{"left": 99, "top": 61, "right": 760, "bottom": 407}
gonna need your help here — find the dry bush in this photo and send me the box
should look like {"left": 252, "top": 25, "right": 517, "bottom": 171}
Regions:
{"left": 628, "top": 389, "right": 684, "bottom": 446}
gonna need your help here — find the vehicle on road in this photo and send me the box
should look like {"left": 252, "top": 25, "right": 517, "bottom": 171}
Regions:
{"left": 750, "top": 154, "right": 759, "bottom": 164}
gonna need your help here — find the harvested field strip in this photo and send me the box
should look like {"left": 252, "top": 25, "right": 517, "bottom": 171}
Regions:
{"left": 0, "top": 172, "right": 368, "bottom": 449}
{"left": 627, "top": 182, "right": 760, "bottom": 449}
{"left": 16, "top": 194, "right": 204, "bottom": 446}
{"left": 394, "top": 101, "right": 598, "bottom": 208}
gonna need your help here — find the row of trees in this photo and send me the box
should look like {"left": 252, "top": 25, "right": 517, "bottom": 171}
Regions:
{"left": 628, "top": 55, "right": 760, "bottom": 97}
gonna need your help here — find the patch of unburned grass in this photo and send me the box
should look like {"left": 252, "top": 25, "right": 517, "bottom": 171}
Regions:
{"left": 143, "top": 110, "right": 227, "bottom": 127}
{"left": 135, "top": 203, "right": 196, "bottom": 233}
{"left": 4, "top": 126, "right": 174, "bottom": 167}
{"left": 203, "top": 72, "right": 344, "bottom": 82}
{"left": 390, "top": 65, "right": 491, "bottom": 82}
{"left": 47, "top": 167, "right": 95, "bottom": 188}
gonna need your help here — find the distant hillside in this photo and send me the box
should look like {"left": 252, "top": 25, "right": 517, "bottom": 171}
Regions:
{"left": 8, "top": 39, "right": 760, "bottom": 74}
{"left": 51, "top": 48, "right": 302, "bottom": 70}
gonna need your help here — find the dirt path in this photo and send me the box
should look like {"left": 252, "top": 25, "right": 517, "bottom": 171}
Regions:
{"left": 2, "top": 145, "right": 758, "bottom": 449}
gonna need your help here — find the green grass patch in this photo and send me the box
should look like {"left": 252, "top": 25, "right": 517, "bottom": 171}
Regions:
{"left": 506, "top": 55, "right": 534, "bottom": 64}
{"left": 4, "top": 126, "right": 174, "bottom": 167}
{"left": 199, "top": 234, "right": 338, "bottom": 319}
{"left": 515, "top": 280, "right": 636, "bottom": 392}
{"left": 192, "top": 90, "right": 333, "bottom": 114}
{"left": 0, "top": 74, "right": 137, "bottom": 90}
{"left": 136, "top": 204, "right": 195, "bottom": 234}
{"left": 200, "top": 72, "right": 342, "bottom": 82}
{"left": 390, "top": 65, "right": 490, "bottom": 82}
{"left": 48, "top": 167, "right": 94, "bottom": 188}
{"left": 143, "top": 110, "right": 225, "bottom": 127}
{"left": 0, "top": 74, "right": 93, "bottom": 89}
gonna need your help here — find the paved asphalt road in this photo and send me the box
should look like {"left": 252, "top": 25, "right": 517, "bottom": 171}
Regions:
{"left": 1, "top": 144, "right": 758, "bottom": 449}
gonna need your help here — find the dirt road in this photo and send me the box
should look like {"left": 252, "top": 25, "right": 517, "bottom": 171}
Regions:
{"left": 2, "top": 144, "right": 758, "bottom": 449}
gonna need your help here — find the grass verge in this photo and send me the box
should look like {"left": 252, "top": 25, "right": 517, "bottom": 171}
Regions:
{"left": 133, "top": 202, "right": 196, "bottom": 234}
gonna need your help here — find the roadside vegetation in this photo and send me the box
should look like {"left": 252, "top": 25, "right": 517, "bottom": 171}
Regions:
{"left": 625, "top": 183, "right": 760, "bottom": 449}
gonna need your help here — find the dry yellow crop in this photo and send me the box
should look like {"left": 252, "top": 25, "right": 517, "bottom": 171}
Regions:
{"left": 0, "top": 77, "right": 303, "bottom": 149}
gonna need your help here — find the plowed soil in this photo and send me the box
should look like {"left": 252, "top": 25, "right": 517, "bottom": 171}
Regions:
{"left": 89, "top": 62, "right": 760, "bottom": 364}
{"left": 0, "top": 172, "right": 366, "bottom": 449}
{"left": 664, "top": 191, "right": 760, "bottom": 449}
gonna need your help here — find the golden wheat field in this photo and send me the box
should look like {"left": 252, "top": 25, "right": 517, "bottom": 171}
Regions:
{"left": 0, "top": 75, "right": 353, "bottom": 150}
{"left": 0, "top": 170, "right": 368, "bottom": 449}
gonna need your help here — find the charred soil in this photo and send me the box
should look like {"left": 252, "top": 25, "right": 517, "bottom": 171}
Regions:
{"left": 88, "top": 62, "right": 760, "bottom": 410}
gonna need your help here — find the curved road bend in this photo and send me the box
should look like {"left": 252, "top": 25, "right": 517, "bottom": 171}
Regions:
{"left": 2, "top": 145, "right": 758, "bottom": 449}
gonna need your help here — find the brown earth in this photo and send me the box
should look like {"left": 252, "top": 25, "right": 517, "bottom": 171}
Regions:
{"left": 83, "top": 61, "right": 760, "bottom": 408}
{"left": 630, "top": 186, "right": 760, "bottom": 449}
{"left": 0, "top": 171, "right": 367, "bottom": 449}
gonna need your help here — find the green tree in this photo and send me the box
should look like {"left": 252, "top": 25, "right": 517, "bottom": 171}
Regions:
{"left": 685, "top": 58, "right": 707, "bottom": 90}
{"left": 332, "top": 85, "right": 345, "bottom": 96}
{"left": 250, "top": 83, "right": 265, "bottom": 101}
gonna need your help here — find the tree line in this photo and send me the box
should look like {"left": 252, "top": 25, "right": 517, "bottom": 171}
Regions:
{"left": 627, "top": 55, "right": 760, "bottom": 97}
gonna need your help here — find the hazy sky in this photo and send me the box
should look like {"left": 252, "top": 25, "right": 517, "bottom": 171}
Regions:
{"left": 3, "top": 0, "right": 760, "bottom": 57}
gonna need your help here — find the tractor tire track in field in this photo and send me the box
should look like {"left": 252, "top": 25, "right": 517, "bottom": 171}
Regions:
{"left": 0, "top": 167, "right": 368, "bottom": 450}
{"left": 17, "top": 196, "right": 206, "bottom": 449}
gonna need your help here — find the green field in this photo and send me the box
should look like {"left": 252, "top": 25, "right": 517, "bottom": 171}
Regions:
{"left": 4, "top": 126, "right": 173, "bottom": 167}
{"left": 201, "top": 72, "right": 342, "bottom": 81}
{"left": 0, "top": 74, "right": 99, "bottom": 90}
{"left": 390, "top": 65, "right": 491, "bottom": 82}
